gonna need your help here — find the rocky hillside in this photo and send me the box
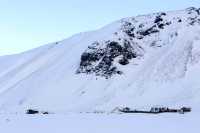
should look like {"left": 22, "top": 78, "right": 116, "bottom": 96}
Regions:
{"left": 0, "top": 7, "right": 200, "bottom": 113}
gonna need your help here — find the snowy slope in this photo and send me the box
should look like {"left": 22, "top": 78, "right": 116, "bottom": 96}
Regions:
{"left": 0, "top": 7, "right": 200, "bottom": 113}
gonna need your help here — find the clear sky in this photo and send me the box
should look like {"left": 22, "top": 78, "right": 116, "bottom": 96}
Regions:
{"left": 0, "top": 0, "right": 200, "bottom": 55}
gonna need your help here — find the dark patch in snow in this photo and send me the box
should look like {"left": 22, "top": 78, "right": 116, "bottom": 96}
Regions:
{"left": 186, "top": 7, "right": 200, "bottom": 15}
{"left": 137, "top": 25, "right": 159, "bottom": 36}
{"left": 178, "top": 19, "right": 182, "bottom": 23}
{"left": 122, "top": 22, "right": 135, "bottom": 38}
{"left": 26, "top": 109, "right": 50, "bottom": 115}
{"left": 154, "top": 15, "right": 163, "bottom": 24}
{"left": 26, "top": 109, "right": 39, "bottom": 114}
{"left": 77, "top": 40, "right": 138, "bottom": 78}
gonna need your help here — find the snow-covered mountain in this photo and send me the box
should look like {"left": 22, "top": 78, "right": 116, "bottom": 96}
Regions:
{"left": 0, "top": 7, "right": 200, "bottom": 113}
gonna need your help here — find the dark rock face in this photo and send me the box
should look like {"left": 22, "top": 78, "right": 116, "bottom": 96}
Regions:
{"left": 188, "top": 17, "right": 200, "bottom": 25}
{"left": 123, "top": 22, "right": 135, "bottom": 38}
{"left": 137, "top": 25, "right": 159, "bottom": 36}
{"left": 186, "top": 7, "right": 200, "bottom": 15}
{"left": 186, "top": 7, "right": 200, "bottom": 25}
{"left": 153, "top": 13, "right": 172, "bottom": 30}
{"left": 121, "top": 10, "right": 200, "bottom": 41}
{"left": 77, "top": 8, "right": 200, "bottom": 78}
{"left": 122, "top": 13, "right": 170, "bottom": 40}
{"left": 154, "top": 15, "right": 163, "bottom": 24}
{"left": 77, "top": 40, "right": 138, "bottom": 78}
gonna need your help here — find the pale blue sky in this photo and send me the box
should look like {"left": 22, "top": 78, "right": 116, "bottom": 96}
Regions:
{"left": 0, "top": 0, "right": 200, "bottom": 55}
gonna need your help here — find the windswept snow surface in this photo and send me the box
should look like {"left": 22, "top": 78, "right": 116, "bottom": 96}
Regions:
{"left": 0, "top": 112, "right": 200, "bottom": 133}
{"left": 0, "top": 7, "right": 200, "bottom": 114}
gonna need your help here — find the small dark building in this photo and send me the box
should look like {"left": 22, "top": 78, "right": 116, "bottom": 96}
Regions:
{"left": 26, "top": 109, "right": 39, "bottom": 114}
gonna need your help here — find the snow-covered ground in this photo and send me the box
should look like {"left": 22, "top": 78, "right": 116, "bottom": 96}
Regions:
{"left": 0, "top": 112, "right": 200, "bottom": 133}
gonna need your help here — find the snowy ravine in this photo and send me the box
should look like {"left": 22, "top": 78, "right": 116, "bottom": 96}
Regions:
{"left": 0, "top": 7, "right": 200, "bottom": 114}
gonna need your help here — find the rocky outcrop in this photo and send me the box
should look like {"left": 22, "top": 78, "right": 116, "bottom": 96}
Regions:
{"left": 77, "top": 40, "right": 138, "bottom": 78}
